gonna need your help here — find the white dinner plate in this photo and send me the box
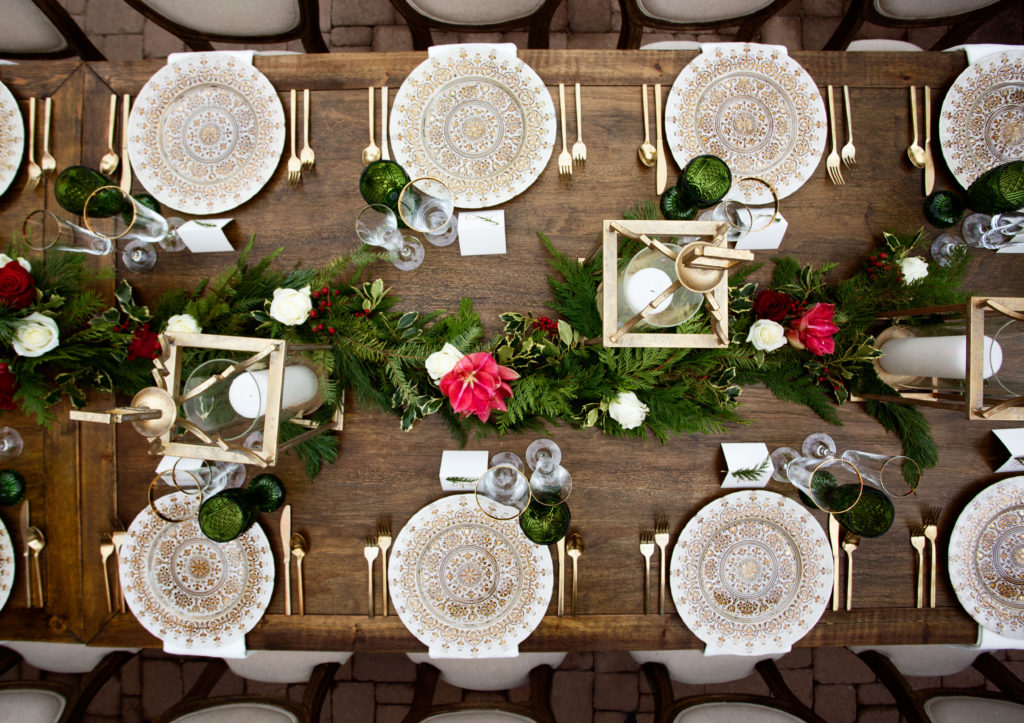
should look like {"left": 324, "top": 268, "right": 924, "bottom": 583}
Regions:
{"left": 0, "top": 80, "right": 24, "bottom": 198}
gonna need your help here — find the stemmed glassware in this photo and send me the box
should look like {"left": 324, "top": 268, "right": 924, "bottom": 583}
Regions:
{"left": 475, "top": 464, "right": 531, "bottom": 521}
{"left": 520, "top": 438, "right": 571, "bottom": 544}
{"left": 355, "top": 203, "right": 424, "bottom": 271}
{"left": 490, "top": 451, "right": 524, "bottom": 472}
{"left": 398, "top": 177, "right": 458, "bottom": 247}
{"left": 930, "top": 232, "right": 967, "bottom": 266}
{"left": 962, "top": 212, "right": 1024, "bottom": 249}
{"left": 23, "top": 209, "right": 113, "bottom": 256}
{"left": 0, "top": 427, "right": 24, "bottom": 461}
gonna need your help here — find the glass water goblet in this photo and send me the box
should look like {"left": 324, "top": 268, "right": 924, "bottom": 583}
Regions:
{"left": 961, "top": 213, "right": 992, "bottom": 248}
{"left": 529, "top": 450, "right": 572, "bottom": 505}
{"left": 355, "top": 204, "right": 425, "bottom": 271}
{"left": 0, "top": 427, "right": 24, "bottom": 461}
{"left": 801, "top": 432, "right": 837, "bottom": 460}
{"left": 525, "top": 438, "right": 562, "bottom": 470}
{"left": 161, "top": 459, "right": 228, "bottom": 498}
{"left": 519, "top": 499, "right": 571, "bottom": 545}
{"left": 475, "top": 464, "right": 531, "bottom": 520}
{"left": 23, "top": 209, "right": 112, "bottom": 256}
{"left": 707, "top": 198, "right": 753, "bottom": 242}
{"left": 930, "top": 233, "right": 967, "bottom": 267}
{"left": 122, "top": 239, "right": 157, "bottom": 272}
{"left": 839, "top": 449, "right": 919, "bottom": 499}
{"left": 398, "top": 177, "right": 458, "bottom": 247}
{"left": 490, "top": 451, "right": 524, "bottom": 472}
{"left": 769, "top": 446, "right": 799, "bottom": 483}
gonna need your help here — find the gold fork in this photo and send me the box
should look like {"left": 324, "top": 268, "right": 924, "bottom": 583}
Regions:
{"left": 363, "top": 535, "right": 378, "bottom": 618}
{"left": 300, "top": 89, "right": 314, "bottom": 171}
{"left": 639, "top": 530, "right": 654, "bottom": 615}
{"left": 571, "top": 83, "right": 586, "bottom": 165}
{"left": 910, "top": 527, "right": 926, "bottom": 609}
{"left": 841, "top": 86, "right": 856, "bottom": 169}
{"left": 557, "top": 84, "right": 572, "bottom": 178}
{"left": 654, "top": 516, "right": 669, "bottom": 615}
{"left": 287, "top": 89, "right": 301, "bottom": 186}
{"left": 39, "top": 97, "right": 56, "bottom": 178}
{"left": 111, "top": 519, "right": 127, "bottom": 614}
{"left": 924, "top": 508, "right": 940, "bottom": 608}
{"left": 100, "top": 538, "right": 114, "bottom": 614}
{"left": 825, "top": 86, "right": 843, "bottom": 185}
{"left": 377, "top": 520, "right": 392, "bottom": 616}
{"left": 842, "top": 532, "right": 859, "bottom": 611}
{"left": 23, "top": 98, "right": 42, "bottom": 193}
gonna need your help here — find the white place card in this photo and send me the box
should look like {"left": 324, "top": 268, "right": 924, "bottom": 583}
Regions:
{"left": 178, "top": 218, "right": 234, "bottom": 253}
{"left": 155, "top": 455, "right": 203, "bottom": 475}
{"left": 439, "top": 450, "right": 488, "bottom": 491}
{"left": 996, "top": 235, "right": 1024, "bottom": 253}
{"left": 735, "top": 211, "right": 788, "bottom": 251}
{"left": 721, "top": 442, "right": 773, "bottom": 488}
{"left": 458, "top": 211, "right": 506, "bottom": 256}
{"left": 993, "top": 428, "right": 1024, "bottom": 473}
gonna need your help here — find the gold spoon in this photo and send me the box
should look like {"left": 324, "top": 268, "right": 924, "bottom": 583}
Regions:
{"left": 362, "top": 87, "right": 380, "bottom": 166}
{"left": 638, "top": 84, "right": 656, "bottom": 168}
{"left": 99, "top": 94, "right": 119, "bottom": 176}
{"left": 290, "top": 533, "right": 307, "bottom": 615}
{"left": 907, "top": 86, "right": 926, "bottom": 169}
{"left": 566, "top": 533, "right": 583, "bottom": 616}
{"left": 27, "top": 526, "right": 45, "bottom": 608}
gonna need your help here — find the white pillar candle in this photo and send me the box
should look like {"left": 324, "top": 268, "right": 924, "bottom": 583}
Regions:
{"left": 626, "top": 267, "right": 674, "bottom": 314}
{"left": 228, "top": 364, "right": 320, "bottom": 419}
{"left": 879, "top": 334, "right": 1003, "bottom": 379}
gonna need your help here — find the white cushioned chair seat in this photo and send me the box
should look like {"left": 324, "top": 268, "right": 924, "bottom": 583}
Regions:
{"left": 170, "top": 703, "right": 298, "bottom": 723}
{"left": 406, "top": 652, "right": 567, "bottom": 692}
{"left": 630, "top": 650, "right": 781, "bottom": 685}
{"left": 424, "top": 712, "right": 535, "bottom": 722}
{"left": 640, "top": 41, "right": 702, "bottom": 50}
{"left": 874, "top": 0, "right": 1000, "bottom": 21}
{"left": 848, "top": 645, "right": 980, "bottom": 677}
{"left": 673, "top": 702, "right": 805, "bottom": 722}
{"left": 636, "top": 0, "right": 776, "bottom": 24}
{"left": 1, "top": 642, "right": 139, "bottom": 674}
{"left": 847, "top": 39, "right": 923, "bottom": 51}
{"left": 0, "top": 688, "right": 67, "bottom": 723}
{"left": 134, "top": 0, "right": 301, "bottom": 37}
{"left": 405, "top": 0, "right": 547, "bottom": 25}
{"left": 0, "top": 0, "right": 67, "bottom": 54}
{"left": 226, "top": 650, "right": 352, "bottom": 684}
{"left": 923, "top": 696, "right": 1024, "bottom": 723}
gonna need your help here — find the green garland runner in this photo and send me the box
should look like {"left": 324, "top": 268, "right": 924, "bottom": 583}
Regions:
{"left": 0, "top": 203, "right": 969, "bottom": 479}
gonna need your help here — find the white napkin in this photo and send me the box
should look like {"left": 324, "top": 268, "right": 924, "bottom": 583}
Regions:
{"left": 428, "top": 43, "right": 517, "bottom": 60}
{"left": 700, "top": 42, "right": 788, "bottom": 57}
{"left": 945, "top": 44, "right": 1024, "bottom": 65}
{"left": 977, "top": 625, "right": 1024, "bottom": 651}
{"left": 704, "top": 644, "right": 791, "bottom": 656}
{"left": 167, "top": 50, "right": 255, "bottom": 66}
{"left": 163, "top": 634, "right": 248, "bottom": 659}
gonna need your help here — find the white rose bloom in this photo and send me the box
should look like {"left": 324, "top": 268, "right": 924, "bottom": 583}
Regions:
{"left": 608, "top": 391, "right": 649, "bottom": 430}
{"left": 746, "top": 318, "right": 788, "bottom": 352}
{"left": 165, "top": 313, "right": 202, "bottom": 334}
{"left": 12, "top": 312, "right": 59, "bottom": 358}
{"left": 0, "top": 254, "right": 28, "bottom": 272}
{"left": 425, "top": 342, "right": 464, "bottom": 383}
{"left": 269, "top": 286, "right": 312, "bottom": 326}
{"left": 899, "top": 256, "right": 929, "bottom": 284}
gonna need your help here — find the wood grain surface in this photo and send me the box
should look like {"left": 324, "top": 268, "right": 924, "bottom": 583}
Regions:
{"left": 0, "top": 51, "right": 1019, "bottom": 651}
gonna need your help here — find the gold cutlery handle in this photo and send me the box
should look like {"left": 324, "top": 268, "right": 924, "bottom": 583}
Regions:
{"left": 120, "top": 94, "right": 131, "bottom": 193}
{"left": 929, "top": 541, "right": 937, "bottom": 608}
{"left": 32, "top": 551, "right": 42, "bottom": 608}
{"left": 107, "top": 94, "right": 117, "bottom": 151}
{"left": 380, "top": 86, "right": 390, "bottom": 161}
{"left": 574, "top": 83, "right": 582, "bottom": 141}
{"left": 303, "top": 89, "right": 310, "bottom": 147}
{"left": 916, "top": 549, "right": 924, "bottom": 608}
{"left": 366, "top": 558, "right": 374, "bottom": 618}
{"left": 27, "top": 98, "right": 36, "bottom": 162}
{"left": 556, "top": 537, "right": 565, "bottom": 617}
{"left": 368, "top": 87, "right": 375, "bottom": 144}
{"left": 289, "top": 89, "right": 297, "bottom": 158}
{"left": 843, "top": 85, "right": 853, "bottom": 140}
{"left": 559, "top": 83, "right": 567, "bottom": 151}
{"left": 654, "top": 84, "right": 666, "bottom": 193}
{"left": 909, "top": 86, "right": 919, "bottom": 147}
{"left": 923, "top": 86, "right": 930, "bottom": 145}
{"left": 641, "top": 84, "right": 650, "bottom": 145}
{"left": 643, "top": 562, "right": 650, "bottom": 615}
{"left": 846, "top": 554, "right": 853, "bottom": 611}
{"left": 296, "top": 558, "right": 304, "bottom": 615}
{"left": 380, "top": 552, "right": 388, "bottom": 616}
{"left": 571, "top": 557, "right": 578, "bottom": 616}
{"left": 24, "top": 550, "right": 31, "bottom": 607}
{"left": 101, "top": 556, "right": 112, "bottom": 614}
{"left": 658, "top": 551, "right": 665, "bottom": 615}
{"left": 284, "top": 550, "right": 291, "bottom": 615}
{"left": 43, "top": 97, "right": 52, "bottom": 154}
{"left": 827, "top": 85, "right": 837, "bottom": 153}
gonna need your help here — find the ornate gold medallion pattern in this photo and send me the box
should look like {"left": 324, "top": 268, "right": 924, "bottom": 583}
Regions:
{"left": 0, "top": 81, "right": 24, "bottom": 198}
{"left": 0, "top": 520, "right": 12, "bottom": 611}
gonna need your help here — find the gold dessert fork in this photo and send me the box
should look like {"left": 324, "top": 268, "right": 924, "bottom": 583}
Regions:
{"left": 924, "top": 508, "right": 939, "bottom": 608}
{"left": 571, "top": 83, "right": 586, "bottom": 165}
{"left": 825, "top": 86, "right": 843, "bottom": 185}
{"left": 363, "top": 536, "right": 378, "bottom": 618}
{"left": 27, "top": 526, "right": 45, "bottom": 608}
{"left": 377, "top": 520, "right": 392, "bottom": 616}
{"left": 23, "top": 98, "right": 41, "bottom": 193}
{"left": 841, "top": 86, "right": 856, "bottom": 169}
{"left": 842, "top": 532, "right": 859, "bottom": 611}
{"left": 290, "top": 533, "right": 308, "bottom": 615}
{"left": 300, "top": 89, "right": 314, "bottom": 171}
{"left": 100, "top": 538, "right": 114, "bottom": 613}
{"left": 557, "top": 84, "right": 572, "bottom": 178}
{"left": 654, "top": 516, "right": 669, "bottom": 615}
{"left": 910, "top": 527, "right": 926, "bottom": 609}
{"left": 39, "top": 97, "right": 56, "bottom": 178}
{"left": 287, "top": 89, "right": 301, "bottom": 186}
{"left": 639, "top": 530, "right": 654, "bottom": 615}
{"left": 111, "top": 519, "right": 127, "bottom": 614}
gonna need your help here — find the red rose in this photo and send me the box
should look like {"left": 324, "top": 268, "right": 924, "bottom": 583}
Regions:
{"left": 127, "top": 324, "right": 161, "bottom": 361}
{"left": 0, "top": 363, "right": 17, "bottom": 410}
{"left": 786, "top": 303, "right": 839, "bottom": 356}
{"left": 0, "top": 261, "right": 36, "bottom": 309}
{"left": 752, "top": 289, "right": 794, "bottom": 322}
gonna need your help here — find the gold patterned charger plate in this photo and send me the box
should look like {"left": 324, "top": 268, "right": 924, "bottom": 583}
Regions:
{"left": 940, "top": 50, "right": 1024, "bottom": 189}
{"left": 388, "top": 494, "right": 553, "bottom": 658}
{"left": 119, "top": 492, "right": 274, "bottom": 651}
{"left": 0, "top": 80, "right": 24, "bottom": 198}
{"left": 665, "top": 44, "right": 826, "bottom": 203}
{"left": 670, "top": 490, "right": 832, "bottom": 655}
{"left": 949, "top": 476, "right": 1024, "bottom": 638}
{"left": 127, "top": 53, "right": 285, "bottom": 215}
{"left": 390, "top": 46, "right": 556, "bottom": 209}
{"left": 0, "top": 518, "right": 12, "bottom": 612}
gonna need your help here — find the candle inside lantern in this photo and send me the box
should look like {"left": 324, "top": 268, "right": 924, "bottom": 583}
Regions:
{"left": 626, "top": 267, "right": 674, "bottom": 314}
{"left": 879, "top": 334, "right": 1003, "bottom": 379}
{"left": 228, "top": 364, "right": 320, "bottom": 419}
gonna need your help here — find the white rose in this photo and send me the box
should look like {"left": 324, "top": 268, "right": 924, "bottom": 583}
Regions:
{"left": 12, "top": 312, "right": 59, "bottom": 358}
{"left": 165, "top": 313, "right": 202, "bottom": 334}
{"left": 899, "top": 256, "right": 929, "bottom": 284}
{"left": 608, "top": 391, "right": 649, "bottom": 430}
{"left": 425, "top": 342, "right": 464, "bottom": 383}
{"left": 746, "top": 318, "right": 788, "bottom": 352}
{"left": 269, "top": 286, "right": 312, "bottom": 326}
{"left": 0, "top": 254, "right": 30, "bottom": 272}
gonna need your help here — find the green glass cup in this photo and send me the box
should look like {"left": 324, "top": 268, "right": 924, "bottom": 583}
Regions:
{"left": 660, "top": 186, "right": 699, "bottom": 220}
{"left": 967, "top": 161, "right": 1024, "bottom": 215}
{"left": 0, "top": 468, "right": 26, "bottom": 505}
{"left": 359, "top": 161, "right": 411, "bottom": 218}
{"left": 519, "top": 499, "right": 571, "bottom": 545}
{"left": 54, "top": 166, "right": 124, "bottom": 217}
{"left": 248, "top": 473, "right": 286, "bottom": 513}
{"left": 924, "top": 191, "right": 966, "bottom": 228}
{"left": 198, "top": 475, "right": 285, "bottom": 542}
{"left": 678, "top": 155, "right": 732, "bottom": 209}
{"left": 837, "top": 487, "right": 895, "bottom": 538}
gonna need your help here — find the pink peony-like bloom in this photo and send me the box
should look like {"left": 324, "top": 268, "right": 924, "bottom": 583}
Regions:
{"left": 439, "top": 352, "right": 519, "bottom": 423}
{"left": 786, "top": 303, "right": 839, "bottom": 356}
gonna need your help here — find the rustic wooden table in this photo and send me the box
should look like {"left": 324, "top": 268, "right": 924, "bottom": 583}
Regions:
{"left": 0, "top": 51, "right": 1019, "bottom": 652}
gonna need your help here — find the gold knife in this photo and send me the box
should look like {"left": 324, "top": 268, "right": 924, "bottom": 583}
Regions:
{"left": 19, "top": 499, "right": 30, "bottom": 607}
{"left": 556, "top": 536, "right": 565, "bottom": 617}
{"left": 923, "top": 86, "right": 934, "bottom": 196}
{"left": 654, "top": 83, "right": 667, "bottom": 194}
{"left": 380, "top": 86, "right": 390, "bottom": 162}
{"left": 829, "top": 515, "right": 840, "bottom": 611}
{"left": 119, "top": 94, "right": 131, "bottom": 193}
{"left": 280, "top": 504, "right": 292, "bottom": 615}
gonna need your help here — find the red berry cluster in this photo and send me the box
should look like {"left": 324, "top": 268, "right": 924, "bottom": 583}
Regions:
{"left": 311, "top": 322, "right": 335, "bottom": 335}
{"left": 352, "top": 309, "right": 369, "bottom": 318}
{"left": 532, "top": 316, "right": 558, "bottom": 334}
{"left": 866, "top": 252, "right": 901, "bottom": 282}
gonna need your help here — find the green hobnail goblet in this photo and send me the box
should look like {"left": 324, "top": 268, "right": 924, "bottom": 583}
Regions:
{"left": 359, "top": 160, "right": 411, "bottom": 219}
{"left": 199, "top": 474, "right": 285, "bottom": 542}
{"left": 519, "top": 499, "right": 571, "bottom": 545}
{"left": 678, "top": 155, "right": 732, "bottom": 209}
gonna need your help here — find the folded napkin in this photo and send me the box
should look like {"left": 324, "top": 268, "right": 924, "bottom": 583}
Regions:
{"left": 700, "top": 42, "right": 789, "bottom": 57}
{"left": 977, "top": 625, "right": 1024, "bottom": 651}
{"left": 704, "top": 643, "right": 791, "bottom": 656}
{"left": 945, "top": 44, "right": 1024, "bottom": 65}
{"left": 167, "top": 50, "right": 256, "bottom": 66}
{"left": 163, "top": 633, "right": 248, "bottom": 659}
{"left": 429, "top": 642, "right": 519, "bottom": 659}
{"left": 428, "top": 43, "right": 517, "bottom": 60}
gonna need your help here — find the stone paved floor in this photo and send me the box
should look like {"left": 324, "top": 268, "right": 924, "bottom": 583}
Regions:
{"left": 3, "top": 647, "right": 1024, "bottom": 722}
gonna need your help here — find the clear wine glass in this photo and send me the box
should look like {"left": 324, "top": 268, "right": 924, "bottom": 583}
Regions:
{"left": 475, "top": 464, "right": 532, "bottom": 520}
{"left": 801, "top": 432, "right": 837, "bottom": 460}
{"left": 930, "top": 233, "right": 967, "bottom": 267}
{"left": 355, "top": 204, "right": 425, "bottom": 271}
{"left": 529, "top": 449, "right": 572, "bottom": 505}
{"left": 710, "top": 198, "right": 753, "bottom": 242}
{"left": 839, "top": 449, "right": 919, "bottom": 498}
{"left": 22, "top": 209, "right": 112, "bottom": 256}
{"left": 525, "top": 438, "right": 562, "bottom": 470}
{"left": 122, "top": 238, "right": 157, "bottom": 272}
{"left": 769, "top": 446, "right": 799, "bottom": 483}
{"left": 0, "top": 427, "right": 24, "bottom": 461}
{"left": 490, "top": 451, "right": 524, "bottom": 472}
{"left": 961, "top": 213, "right": 992, "bottom": 248}
{"left": 398, "top": 177, "right": 457, "bottom": 247}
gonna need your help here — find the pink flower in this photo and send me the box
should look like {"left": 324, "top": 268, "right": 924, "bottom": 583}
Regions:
{"left": 786, "top": 303, "right": 839, "bottom": 356}
{"left": 439, "top": 352, "right": 519, "bottom": 423}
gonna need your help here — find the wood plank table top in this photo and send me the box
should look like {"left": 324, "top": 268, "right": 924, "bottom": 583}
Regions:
{"left": 0, "top": 51, "right": 1019, "bottom": 651}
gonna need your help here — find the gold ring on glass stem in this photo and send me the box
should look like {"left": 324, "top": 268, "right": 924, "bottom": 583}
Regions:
{"left": 397, "top": 176, "right": 453, "bottom": 234}
{"left": 22, "top": 209, "right": 66, "bottom": 250}
{"left": 474, "top": 464, "right": 532, "bottom": 521}
{"left": 734, "top": 176, "right": 780, "bottom": 233}
{"left": 148, "top": 475, "right": 203, "bottom": 523}
{"left": 83, "top": 185, "right": 136, "bottom": 241}
{"left": 808, "top": 457, "right": 863, "bottom": 514}
{"left": 878, "top": 455, "right": 920, "bottom": 498}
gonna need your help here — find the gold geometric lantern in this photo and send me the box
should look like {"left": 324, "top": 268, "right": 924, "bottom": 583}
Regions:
{"left": 586, "top": 219, "right": 754, "bottom": 348}
{"left": 69, "top": 332, "right": 343, "bottom": 466}
{"left": 863, "top": 296, "right": 1024, "bottom": 421}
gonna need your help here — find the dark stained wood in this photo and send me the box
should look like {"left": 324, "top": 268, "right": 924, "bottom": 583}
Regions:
{"left": 1, "top": 51, "right": 1021, "bottom": 652}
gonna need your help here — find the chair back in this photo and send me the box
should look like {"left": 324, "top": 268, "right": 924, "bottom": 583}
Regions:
{"left": 226, "top": 650, "right": 352, "bottom": 684}
{"left": 824, "top": 0, "right": 1014, "bottom": 50}
{"left": 0, "top": 0, "right": 103, "bottom": 60}
{"left": 617, "top": 0, "right": 790, "bottom": 49}
{"left": 388, "top": 0, "right": 563, "bottom": 50}
{"left": 402, "top": 662, "right": 557, "bottom": 723}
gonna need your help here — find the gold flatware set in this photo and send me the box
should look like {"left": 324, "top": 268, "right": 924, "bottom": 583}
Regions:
{"left": 119, "top": 94, "right": 131, "bottom": 193}
{"left": 825, "top": 85, "right": 856, "bottom": 186}
{"left": 287, "top": 88, "right": 315, "bottom": 185}
{"left": 19, "top": 500, "right": 47, "bottom": 608}
{"left": 98, "top": 517, "right": 127, "bottom": 614}
{"left": 552, "top": 530, "right": 585, "bottom": 617}
{"left": 566, "top": 533, "right": 583, "bottom": 617}
{"left": 364, "top": 519, "right": 392, "bottom": 618}
{"left": 361, "top": 86, "right": 392, "bottom": 168}
{"left": 907, "top": 86, "right": 934, "bottom": 194}
{"left": 909, "top": 509, "right": 940, "bottom": 608}
{"left": 828, "top": 516, "right": 860, "bottom": 611}
{"left": 23, "top": 96, "right": 58, "bottom": 193}
{"left": 636, "top": 84, "right": 665, "bottom": 193}
{"left": 639, "top": 519, "right": 669, "bottom": 615}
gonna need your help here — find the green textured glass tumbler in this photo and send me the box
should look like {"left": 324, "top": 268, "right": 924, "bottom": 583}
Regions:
{"left": 924, "top": 191, "right": 965, "bottom": 229}
{"left": 837, "top": 486, "right": 895, "bottom": 539}
{"left": 967, "top": 161, "right": 1024, "bottom": 215}
{"left": 519, "top": 499, "right": 571, "bottom": 545}
{"left": 0, "top": 468, "right": 26, "bottom": 506}
{"left": 678, "top": 155, "right": 732, "bottom": 209}
{"left": 359, "top": 161, "right": 411, "bottom": 218}
{"left": 199, "top": 474, "right": 285, "bottom": 542}
{"left": 54, "top": 166, "right": 124, "bottom": 217}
